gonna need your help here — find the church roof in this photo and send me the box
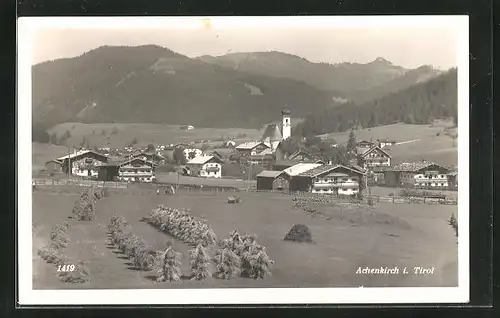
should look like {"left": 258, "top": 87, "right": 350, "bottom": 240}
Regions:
{"left": 261, "top": 124, "right": 283, "bottom": 143}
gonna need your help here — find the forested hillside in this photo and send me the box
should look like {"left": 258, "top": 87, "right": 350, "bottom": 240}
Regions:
{"left": 294, "top": 68, "right": 458, "bottom": 137}
{"left": 32, "top": 45, "right": 342, "bottom": 129}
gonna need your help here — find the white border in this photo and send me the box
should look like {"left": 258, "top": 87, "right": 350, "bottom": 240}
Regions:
{"left": 17, "top": 16, "right": 470, "bottom": 305}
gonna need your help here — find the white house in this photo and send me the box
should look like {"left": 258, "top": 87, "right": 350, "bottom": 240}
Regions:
{"left": 356, "top": 146, "right": 391, "bottom": 170}
{"left": 297, "top": 164, "right": 365, "bottom": 196}
{"left": 55, "top": 150, "right": 109, "bottom": 178}
{"left": 392, "top": 161, "right": 451, "bottom": 188}
{"left": 186, "top": 155, "right": 223, "bottom": 178}
{"left": 116, "top": 158, "right": 156, "bottom": 183}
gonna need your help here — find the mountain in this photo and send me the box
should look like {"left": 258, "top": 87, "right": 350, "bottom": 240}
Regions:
{"left": 32, "top": 45, "right": 344, "bottom": 129}
{"left": 294, "top": 68, "right": 458, "bottom": 137}
{"left": 197, "top": 52, "right": 441, "bottom": 103}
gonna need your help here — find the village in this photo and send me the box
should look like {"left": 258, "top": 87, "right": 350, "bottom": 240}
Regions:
{"left": 39, "top": 109, "right": 458, "bottom": 201}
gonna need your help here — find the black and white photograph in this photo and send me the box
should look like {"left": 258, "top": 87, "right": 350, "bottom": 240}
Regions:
{"left": 18, "top": 16, "right": 469, "bottom": 305}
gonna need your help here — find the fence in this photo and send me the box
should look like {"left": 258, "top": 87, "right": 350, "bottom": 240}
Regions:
{"left": 33, "top": 179, "right": 128, "bottom": 189}
{"left": 248, "top": 189, "right": 458, "bottom": 205}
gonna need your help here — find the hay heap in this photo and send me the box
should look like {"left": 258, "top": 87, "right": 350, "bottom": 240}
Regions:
{"left": 144, "top": 205, "right": 217, "bottom": 247}
{"left": 215, "top": 230, "right": 274, "bottom": 279}
{"left": 72, "top": 186, "right": 106, "bottom": 221}
{"left": 57, "top": 261, "right": 91, "bottom": 284}
{"left": 156, "top": 246, "right": 183, "bottom": 282}
{"left": 37, "top": 221, "right": 71, "bottom": 265}
{"left": 284, "top": 224, "right": 313, "bottom": 243}
{"left": 189, "top": 243, "right": 212, "bottom": 280}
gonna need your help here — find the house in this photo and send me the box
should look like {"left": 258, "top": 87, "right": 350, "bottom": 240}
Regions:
{"left": 256, "top": 170, "right": 287, "bottom": 191}
{"left": 387, "top": 161, "right": 451, "bottom": 188}
{"left": 186, "top": 155, "right": 223, "bottom": 178}
{"left": 287, "top": 149, "right": 315, "bottom": 162}
{"left": 207, "top": 148, "right": 237, "bottom": 161}
{"left": 297, "top": 164, "right": 366, "bottom": 196}
{"left": 113, "top": 158, "right": 156, "bottom": 183}
{"left": 235, "top": 141, "right": 269, "bottom": 157}
{"left": 249, "top": 153, "right": 275, "bottom": 169}
{"left": 180, "top": 125, "right": 195, "bottom": 130}
{"left": 356, "top": 146, "right": 391, "bottom": 170}
{"left": 55, "top": 150, "right": 109, "bottom": 178}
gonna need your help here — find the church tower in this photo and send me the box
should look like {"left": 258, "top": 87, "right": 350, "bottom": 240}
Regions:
{"left": 281, "top": 108, "right": 291, "bottom": 140}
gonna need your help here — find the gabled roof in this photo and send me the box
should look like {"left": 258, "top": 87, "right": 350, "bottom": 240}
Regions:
{"left": 297, "top": 164, "right": 366, "bottom": 178}
{"left": 288, "top": 149, "right": 313, "bottom": 160}
{"left": 56, "top": 150, "right": 108, "bottom": 161}
{"left": 256, "top": 170, "right": 283, "bottom": 178}
{"left": 236, "top": 141, "right": 268, "bottom": 150}
{"left": 117, "top": 157, "right": 156, "bottom": 167}
{"left": 261, "top": 124, "right": 283, "bottom": 143}
{"left": 282, "top": 163, "right": 322, "bottom": 177}
{"left": 46, "top": 159, "right": 63, "bottom": 165}
{"left": 358, "top": 145, "right": 392, "bottom": 158}
{"left": 392, "top": 161, "right": 448, "bottom": 173}
{"left": 187, "top": 155, "right": 221, "bottom": 165}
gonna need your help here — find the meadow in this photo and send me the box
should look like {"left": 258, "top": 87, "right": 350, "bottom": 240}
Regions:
{"left": 32, "top": 187, "right": 458, "bottom": 289}
{"left": 319, "top": 120, "right": 458, "bottom": 166}
{"left": 47, "top": 122, "right": 264, "bottom": 149}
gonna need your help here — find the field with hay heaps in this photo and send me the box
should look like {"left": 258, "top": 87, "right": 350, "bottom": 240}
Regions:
{"left": 143, "top": 205, "right": 217, "bottom": 247}
{"left": 108, "top": 215, "right": 158, "bottom": 271}
{"left": 33, "top": 189, "right": 459, "bottom": 289}
{"left": 37, "top": 221, "right": 91, "bottom": 284}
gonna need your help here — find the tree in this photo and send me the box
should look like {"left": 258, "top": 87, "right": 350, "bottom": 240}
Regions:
{"left": 146, "top": 143, "right": 155, "bottom": 152}
{"left": 173, "top": 147, "right": 187, "bottom": 165}
{"left": 346, "top": 129, "right": 356, "bottom": 154}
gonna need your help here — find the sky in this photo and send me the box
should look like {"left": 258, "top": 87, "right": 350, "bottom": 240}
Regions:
{"left": 28, "top": 18, "right": 461, "bottom": 69}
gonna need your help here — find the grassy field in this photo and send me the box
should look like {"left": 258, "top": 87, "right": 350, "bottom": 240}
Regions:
{"left": 319, "top": 120, "right": 458, "bottom": 166}
{"left": 47, "top": 122, "right": 264, "bottom": 149}
{"left": 32, "top": 187, "right": 458, "bottom": 289}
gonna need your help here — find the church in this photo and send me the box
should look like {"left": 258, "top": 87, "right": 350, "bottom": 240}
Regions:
{"left": 236, "top": 109, "right": 292, "bottom": 164}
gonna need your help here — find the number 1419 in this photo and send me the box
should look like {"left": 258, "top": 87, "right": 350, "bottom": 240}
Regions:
{"left": 57, "top": 264, "right": 76, "bottom": 272}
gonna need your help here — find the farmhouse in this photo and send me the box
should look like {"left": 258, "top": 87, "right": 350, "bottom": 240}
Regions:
{"left": 299, "top": 164, "right": 366, "bottom": 196}
{"left": 206, "top": 148, "right": 237, "bottom": 161}
{"left": 235, "top": 141, "right": 269, "bottom": 157}
{"left": 386, "top": 161, "right": 451, "bottom": 188}
{"left": 377, "top": 139, "right": 397, "bottom": 148}
{"left": 116, "top": 158, "right": 156, "bottom": 183}
{"left": 186, "top": 155, "right": 223, "bottom": 178}
{"left": 55, "top": 150, "right": 109, "bottom": 178}
{"left": 287, "top": 149, "right": 316, "bottom": 162}
{"left": 356, "top": 145, "right": 391, "bottom": 171}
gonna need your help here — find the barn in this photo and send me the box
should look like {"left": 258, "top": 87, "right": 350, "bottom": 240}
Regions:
{"left": 256, "top": 170, "right": 286, "bottom": 191}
